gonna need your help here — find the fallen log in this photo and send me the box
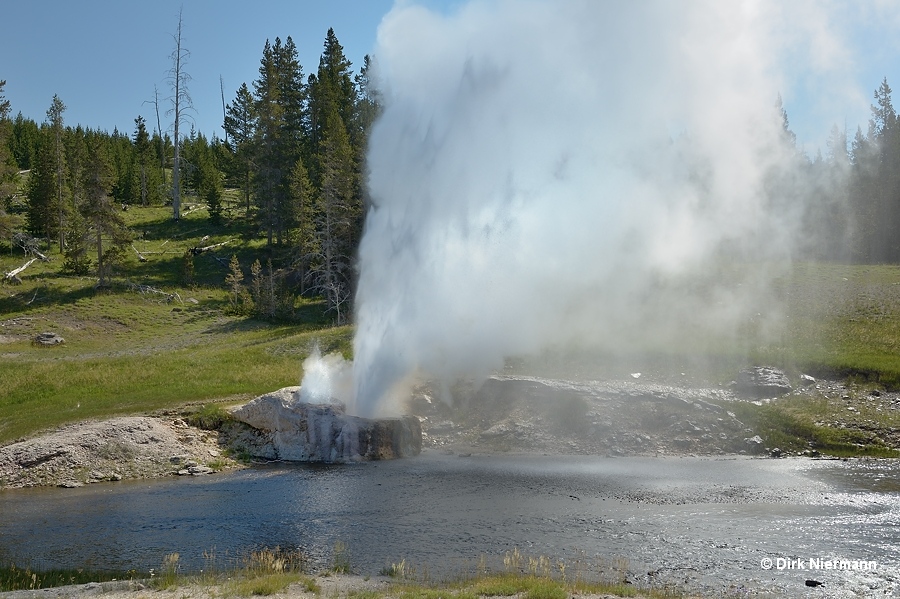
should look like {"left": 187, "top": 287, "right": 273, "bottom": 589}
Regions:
{"left": 131, "top": 244, "right": 148, "bottom": 262}
{"left": 189, "top": 240, "right": 230, "bottom": 256}
{"left": 4, "top": 258, "right": 37, "bottom": 284}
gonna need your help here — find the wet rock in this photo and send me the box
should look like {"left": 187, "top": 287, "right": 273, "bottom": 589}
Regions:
{"left": 178, "top": 465, "right": 213, "bottom": 476}
{"left": 732, "top": 366, "right": 792, "bottom": 398}
{"left": 231, "top": 387, "right": 422, "bottom": 463}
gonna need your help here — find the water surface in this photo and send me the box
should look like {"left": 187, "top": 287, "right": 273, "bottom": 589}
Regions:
{"left": 1, "top": 453, "right": 897, "bottom": 598}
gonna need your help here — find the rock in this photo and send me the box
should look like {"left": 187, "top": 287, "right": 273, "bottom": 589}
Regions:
{"left": 31, "top": 331, "right": 65, "bottom": 347}
{"left": 732, "top": 367, "right": 792, "bottom": 398}
{"left": 230, "top": 387, "right": 422, "bottom": 463}
{"left": 178, "top": 465, "right": 214, "bottom": 476}
{"left": 744, "top": 435, "right": 764, "bottom": 446}
{"left": 799, "top": 374, "right": 816, "bottom": 386}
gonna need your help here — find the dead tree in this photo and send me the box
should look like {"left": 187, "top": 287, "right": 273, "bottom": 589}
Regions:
{"left": 4, "top": 258, "right": 36, "bottom": 284}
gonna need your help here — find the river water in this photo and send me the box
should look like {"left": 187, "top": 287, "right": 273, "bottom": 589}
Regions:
{"left": 1, "top": 453, "right": 898, "bottom": 598}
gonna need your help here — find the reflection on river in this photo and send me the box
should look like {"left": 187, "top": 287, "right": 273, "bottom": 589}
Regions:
{"left": 1, "top": 453, "right": 898, "bottom": 597}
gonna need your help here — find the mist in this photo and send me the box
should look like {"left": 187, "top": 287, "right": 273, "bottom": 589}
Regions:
{"left": 313, "top": 0, "right": 862, "bottom": 416}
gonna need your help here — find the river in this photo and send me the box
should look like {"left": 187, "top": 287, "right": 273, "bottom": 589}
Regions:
{"left": 1, "top": 452, "right": 898, "bottom": 598}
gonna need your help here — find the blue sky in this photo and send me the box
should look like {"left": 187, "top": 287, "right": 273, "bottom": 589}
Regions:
{"left": 2, "top": 0, "right": 900, "bottom": 156}
{"left": 0, "top": 0, "right": 405, "bottom": 138}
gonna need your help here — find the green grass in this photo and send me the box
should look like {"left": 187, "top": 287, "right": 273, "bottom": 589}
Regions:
{"left": 0, "top": 203, "right": 349, "bottom": 446}
{"left": 727, "top": 391, "right": 900, "bottom": 457}
{"left": 220, "top": 572, "right": 310, "bottom": 597}
{"left": 764, "top": 262, "right": 900, "bottom": 386}
{"left": 0, "top": 564, "right": 142, "bottom": 592}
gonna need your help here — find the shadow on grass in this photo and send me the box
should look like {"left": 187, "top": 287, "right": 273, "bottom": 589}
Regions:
{"left": 0, "top": 282, "right": 96, "bottom": 316}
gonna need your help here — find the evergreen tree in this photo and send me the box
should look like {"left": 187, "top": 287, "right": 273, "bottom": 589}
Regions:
{"left": 47, "top": 95, "right": 68, "bottom": 252}
{"left": 290, "top": 155, "right": 315, "bottom": 287}
{"left": 309, "top": 28, "right": 357, "bottom": 154}
{"left": 311, "top": 104, "right": 358, "bottom": 322}
{"left": 0, "top": 81, "right": 17, "bottom": 205}
{"left": 78, "top": 138, "right": 130, "bottom": 286}
{"left": 849, "top": 125, "right": 879, "bottom": 261}
{"left": 224, "top": 82, "right": 256, "bottom": 217}
{"left": 252, "top": 37, "right": 306, "bottom": 246}
{"left": 129, "top": 116, "right": 163, "bottom": 206}
{"left": 11, "top": 112, "right": 39, "bottom": 170}
{"left": 225, "top": 254, "right": 252, "bottom": 315}
{"left": 0, "top": 81, "right": 17, "bottom": 242}
{"left": 26, "top": 127, "right": 57, "bottom": 241}
{"left": 354, "top": 54, "right": 382, "bottom": 147}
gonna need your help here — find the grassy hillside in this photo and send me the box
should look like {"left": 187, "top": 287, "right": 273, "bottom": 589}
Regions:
{"left": 0, "top": 198, "right": 351, "bottom": 445}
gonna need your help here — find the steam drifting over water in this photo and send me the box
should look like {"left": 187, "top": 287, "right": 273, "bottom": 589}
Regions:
{"left": 303, "top": 0, "right": 867, "bottom": 416}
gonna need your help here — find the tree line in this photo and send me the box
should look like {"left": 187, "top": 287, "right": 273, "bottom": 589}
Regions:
{"left": 0, "top": 27, "right": 379, "bottom": 318}
{"left": 3, "top": 35, "right": 900, "bottom": 316}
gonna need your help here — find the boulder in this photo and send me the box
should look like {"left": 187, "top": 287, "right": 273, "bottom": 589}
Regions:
{"left": 732, "top": 366, "right": 792, "bottom": 398}
{"left": 230, "top": 387, "right": 422, "bottom": 463}
{"left": 32, "top": 332, "right": 65, "bottom": 347}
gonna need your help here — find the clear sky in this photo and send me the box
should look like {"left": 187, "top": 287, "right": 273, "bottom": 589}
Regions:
{"left": 0, "top": 0, "right": 404, "bottom": 138}
{"left": 2, "top": 0, "right": 900, "bottom": 156}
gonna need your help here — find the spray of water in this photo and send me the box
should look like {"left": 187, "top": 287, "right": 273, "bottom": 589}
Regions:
{"left": 298, "top": 345, "right": 354, "bottom": 407}
{"left": 301, "top": 0, "right": 872, "bottom": 416}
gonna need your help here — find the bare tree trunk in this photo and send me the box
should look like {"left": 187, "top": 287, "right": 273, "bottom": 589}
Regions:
{"left": 96, "top": 213, "right": 104, "bottom": 287}
{"left": 153, "top": 85, "right": 165, "bottom": 184}
{"left": 168, "top": 7, "right": 191, "bottom": 222}
{"left": 140, "top": 163, "right": 148, "bottom": 206}
{"left": 220, "top": 75, "right": 228, "bottom": 145}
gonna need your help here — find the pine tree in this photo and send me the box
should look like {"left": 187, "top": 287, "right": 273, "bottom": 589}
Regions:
{"left": 225, "top": 254, "right": 251, "bottom": 314}
{"left": 79, "top": 138, "right": 131, "bottom": 286}
{"left": 47, "top": 95, "right": 67, "bottom": 252}
{"left": 130, "top": 116, "right": 163, "bottom": 206}
{"left": 11, "top": 112, "right": 39, "bottom": 170}
{"left": 26, "top": 127, "right": 57, "bottom": 241}
{"left": 312, "top": 104, "right": 357, "bottom": 322}
{"left": 354, "top": 54, "right": 381, "bottom": 145}
{"left": 224, "top": 82, "right": 256, "bottom": 217}
{"left": 0, "top": 81, "right": 17, "bottom": 204}
{"left": 0, "top": 81, "right": 17, "bottom": 242}
{"left": 290, "top": 155, "right": 315, "bottom": 287}
{"left": 252, "top": 37, "right": 307, "bottom": 246}
{"left": 310, "top": 29, "right": 357, "bottom": 153}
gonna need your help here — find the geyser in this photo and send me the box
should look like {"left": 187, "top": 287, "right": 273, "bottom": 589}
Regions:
{"left": 301, "top": 0, "right": 864, "bottom": 417}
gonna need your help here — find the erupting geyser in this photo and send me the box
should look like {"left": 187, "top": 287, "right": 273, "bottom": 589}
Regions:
{"left": 300, "top": 0, "right": 867, "bottom": 418}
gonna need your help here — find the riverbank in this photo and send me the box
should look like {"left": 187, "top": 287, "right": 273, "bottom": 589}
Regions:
{"left": 3, "top": 369, "right": 900, "bottom": 490}
{"left": 0, "top": 572, "right": 666, "bottom": 599}
{"left": 0, "top": 411, "right": 245, "bottom": 489}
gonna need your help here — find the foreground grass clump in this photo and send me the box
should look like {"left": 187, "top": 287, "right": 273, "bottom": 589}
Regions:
{"left": 151, "top": 547, "right": 317, "bottom": 597}
{"left": 0, "top": 563, "right": 141, "bottom": 592}
{"left": 382, "top": 548, "right": 685, "bottom": 599}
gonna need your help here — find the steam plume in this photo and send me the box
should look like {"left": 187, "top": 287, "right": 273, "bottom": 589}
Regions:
{"left": 333, "top": 0, "right": 861, "bottom": 416}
